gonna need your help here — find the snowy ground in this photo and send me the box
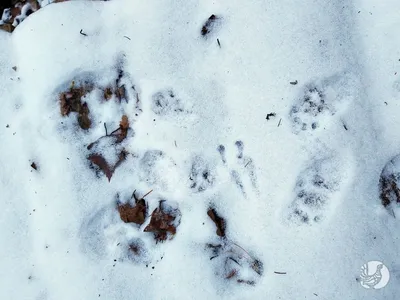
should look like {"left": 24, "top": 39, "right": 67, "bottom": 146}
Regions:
{"left": 1, "top": 0, "right": 400, "bottom": 299}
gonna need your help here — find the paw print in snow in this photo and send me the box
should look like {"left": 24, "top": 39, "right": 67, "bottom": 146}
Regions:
{"left": 290, "top": 86, "right": 333, "bottom": 133}
{"left": 151, "top": 89, "right": 188, "bottom": 116}
{"left": 217, "top": 141, "right": 259, "bottom": 198}
{"left": 189, "top": 155, "right": 216, "bottom": 193}
{"left": 138, "top": 150, "right": 180, "bottom": 192}
{"left": 290, "top": 72, "right": 356, "bottom": 134}
{"left": 80, "top": 190, "right": 181, "bottom": 265}
{"left": 287, "top": 156, "right": 342, "bottom": 225}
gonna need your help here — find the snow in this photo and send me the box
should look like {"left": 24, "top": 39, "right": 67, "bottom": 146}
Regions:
{"left": 1, "top": 0, "right": 400, "bottom": 299}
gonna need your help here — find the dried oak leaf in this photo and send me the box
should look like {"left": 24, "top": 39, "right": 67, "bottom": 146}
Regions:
{"left": 207, "top": 208, "right": 226, "bottom": 237}
{"left": 118, "top": 199, "right": 147, "bottom": 225}
{"left": 144, "top": 201, "right": 181, "bottom": 243}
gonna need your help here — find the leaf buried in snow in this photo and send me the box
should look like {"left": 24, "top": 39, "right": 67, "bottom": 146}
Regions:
{"left": 207, "top": 208, "right": 226, "bottom": 237}
{"left": 59, "top": 84, "right": 93, "bottom": 130}
{"left": 144, "top": 201, "right": 181, "bottom": 243}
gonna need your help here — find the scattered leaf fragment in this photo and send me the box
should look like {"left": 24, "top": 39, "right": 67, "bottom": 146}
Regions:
{"left": 30, "top": 162, "right": 37, "bottom": 170}
{"left": 201, "top": 14, "right": 220, "bottom": 37}
{"left": 59, "top": 83, "right": 93, "bottom": 130}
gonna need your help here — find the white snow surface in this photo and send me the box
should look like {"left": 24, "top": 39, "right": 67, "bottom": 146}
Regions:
{"left": 1, "top": 0, "right": 400, "bottom": 299}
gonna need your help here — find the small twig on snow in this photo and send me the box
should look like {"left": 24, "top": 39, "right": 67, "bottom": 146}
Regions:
{"left": 80, "top": 29, "right": 87, "bottom": 36}
{"left": 141, "top": 189, "right": 153, "bottom": 199}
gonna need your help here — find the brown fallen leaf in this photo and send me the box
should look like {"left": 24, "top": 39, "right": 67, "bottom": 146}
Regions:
{"left": 118, "top": 199, "right": 147, "bottom": 225}
{"left": 88, "top": 154, "right": 112, "bottom": 181}
{"left": 88, "top": 149, "right": 127, "bottom": 181}
{"left": 207, "top": 208, "right": 226, "bottom": 237}
{"left": 144, "top": 201, "right": 181, "bottom": 243}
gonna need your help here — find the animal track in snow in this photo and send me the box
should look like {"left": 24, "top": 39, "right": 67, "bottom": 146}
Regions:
{"left": 289, "top": 72, "right": 356, "bottom": 134}
{"left": 286, "top": 155, "right": 343, "bottom": 225}
{"left": 80, "top": 191, "right": 181, "bottom": 265}
{"left": 217, "top": 141, "right": 259, "bottom": 198}
{"left": 151, "top": 89, "right": 189, "bottom": 117}
{"left": 379, "top": 154, "right": 400, "bottom": 217}
{"left": 189, "top": 155, "right": 216, "bottom": 193}
{"left": 138, "top": 150, "right": 181, "bottom": 192}
{"left": 188, "top": 141, "right": 259, "bottom": 197}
